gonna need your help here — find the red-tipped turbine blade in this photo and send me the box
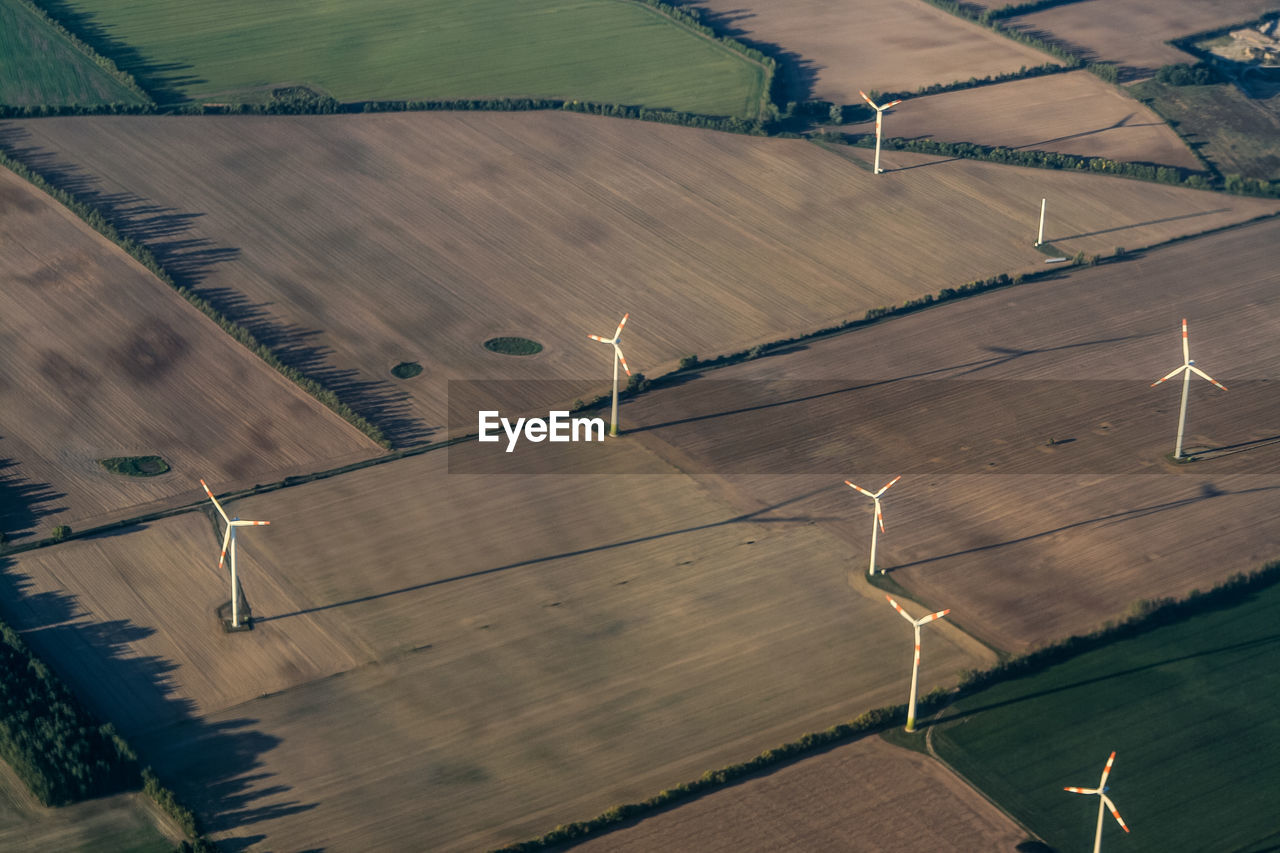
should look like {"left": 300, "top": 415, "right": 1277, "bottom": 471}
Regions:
{"left": 877, "top": 474, "right": 902, "bottom": 497}
{"left": 615, "top": 347, "right": 631, "bottom": 376}
{"left": 1063, "top": 786, "right": 1096, "bottom": 794}
{"left": 1181, "top": 318, "right": 1190, "bottom": 365}
{"left": 876, "top": 504, "right": 885, "bottom": 533}
{"left": 587, "top": 334, "right": 609, "bottom": 342}
{"left": 920, "top": 608, "right": 950, "bottom": 624}
{"left": 614, "top": 312, "right": 629, "bottom": 340}
{"left": 1101, "top": 794, "right": 1129, "bottom": 832}
{"left": 1099, "top": 751, "right": 1116, "bottom": 788}
{"left": 884, "top": 99, "right": 902, "bottom": 109}
{"left": 885, "top": 595, "right": 915, "bottom": 623}
{"left": 1151, "top": 365, "right": 1184, "bottom": 387}
{"left": 845, "top": 480, "right": 876, "bottom": 499}
{"left": 859, "top": 90, "right": 876, "bottom": 108}
{"left": 1189, "top": 365, "right": 1227, "bottom": 391}
{"left": 201, "top": 478, "right": 229, "bottom": 522}
{"left": 217, "top": 526, "right": 231, "bottom": 570}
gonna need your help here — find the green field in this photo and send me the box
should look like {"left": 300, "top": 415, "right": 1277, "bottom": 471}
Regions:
{"left": 930, "top": 579, "right": 1280, "bottom": 852}
{"left": 1131, "top": 78, "right": 1280, "bottom": 181}
{"left": 48, "top": 0, "right": 766, "bottom": 114}
{"left": 0, "top": 0, "right": 143, "bottom": 106}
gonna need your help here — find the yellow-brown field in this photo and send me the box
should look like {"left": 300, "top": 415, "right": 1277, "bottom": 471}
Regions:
{"left": 0, "top": 168, "right": 379, "bottom": 542}
{"left": 5, "top": 113, "right": 1276, "bottom": 446}
{"left": 1004, "top": 0, "right": 1276, "bottom": 77}
{"left": 573, "top": 734, "right": 1027, "bottom": 852}
{"left": 681, "top": 0, "right": 1059, "bottom": 102}
{"left": 620, "top": 219, "right": 1280, "bottom": 651}
{"left": 5, "top": 438, "right": 992, "bottom": 850}
{"left": 879, "top": 70, "right": 1201, "bottom": 169}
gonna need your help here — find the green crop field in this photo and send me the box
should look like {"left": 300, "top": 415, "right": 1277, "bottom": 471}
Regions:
{"left": 46, "top": 0, "right": 765, "bottom": 114}
{"left": 930, "top": 579, "right": 1280, "bottom": 852}
{"left": 0, "top": 0, "right": 142, "bottom": 106}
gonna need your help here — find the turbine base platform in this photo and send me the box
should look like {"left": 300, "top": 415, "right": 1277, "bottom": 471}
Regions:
{"left": 216, "top": 600, "right": 254, "bottom": 633}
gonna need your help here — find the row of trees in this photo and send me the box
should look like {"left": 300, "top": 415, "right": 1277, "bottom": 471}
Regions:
{"left": 0, "top": 147, "right": 392, "bottom": 448}
{"left": 497, "top": 559, "right": 1280, "bottom": 852}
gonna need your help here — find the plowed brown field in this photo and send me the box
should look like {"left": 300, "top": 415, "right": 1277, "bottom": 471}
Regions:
{"left": 621, "top": 218, "right": 1280, "bottom": 651}
{"left": 680, "top": 0, "right": 1058, "bottom": 102}
{"left": 5, "top": 113, "right": 1275, "bottom": 446}
{"left": 6, "top": 438, "right": 992, "bottom": 850}
{"left": 0, "top": 168, "right": 379, "bottom": 542}
{"left": 572, "top": 735, "right": 1027, "bottom": 852}
{"left": 881, "top": 70, "right": 1200, "bottom": 169}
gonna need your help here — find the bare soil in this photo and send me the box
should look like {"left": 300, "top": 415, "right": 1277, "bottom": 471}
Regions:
{"left": 881, "top": 70, "right": 1201, "bottom": 169}
{"left": 0, "top": 168, "right": 379, "bottom": 543}
{"left": 5, "top": 113, "right": 1275, "bottom": 447}
{"left": 572, "top": 735, "right": 1028, "bottom": 852}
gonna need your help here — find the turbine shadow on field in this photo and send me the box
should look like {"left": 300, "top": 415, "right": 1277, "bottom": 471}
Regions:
{"left": 626, "top": 332, "right": 1151, "bottom": 434}
{"left": 886, "top": 482, "right": 1280, "bottom": 572}
{"left": 925, "top": 632, "right": 1280, "bottom": 728}
{"left": 1050, "top": 208, "right": 1231, "bottom": 242}
{"left": 0, "top": 456, "right": 67, "bottom": 543}
{"left": 0, "top": 548, "right": 315, "bottom": 845}
{"left": 32, "top": 0, "right": 202, "bottom": 103}
{"left": 678, "top": 4, "right": 820, "bottom": 104}
{"left": 257, "top": 486, "right": 832, "bottom": 623}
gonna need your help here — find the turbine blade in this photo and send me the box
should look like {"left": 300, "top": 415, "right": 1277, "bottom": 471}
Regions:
{"left": 234, "top": 520, "right": 270, "bottom": 526}
{"left": 917, "top": 608, "right": 950, "bottom": 625}
{"left": 218, "top": 526, "right": 231, "bottom": 570}
{"left": 845, "top": 480, "right": 876, "bottom": 499}
{"left": 1189, "top": 365, "right": 1227, "bottom": 391}
{"left": 200, "top": 479, "right": 230, "bottom": 522}
{"left": 876, "top": 474, "right": 902, "bottom": 497}
{"left": 1182, "top": 318, "right": 1189, "bottom": 365}
{"left": 1063, "top": 786, "right": 1098, "bottom": 795}
{"left": 1100, "top": 794, "right": 1129, "bottom": 832}
{"left": 876, "top": 503, "right": 885, "bottom": 533}
{"left": 587, "top": 334, "right": 609, "bottom": 342}
{"left": 1151, "top": 365, "right": 1185, "bottom": 387}
{"left": 884, "top": 100, "right": 902, "bottom": 109}
{"left": 614, "top": 312, "right": 629, "bottom": 341}
{"left": 1099, "top": 751, "right": 1116, "bottom": 788}
{"left": 859, "top": 90, "right": 878, "bottom": 109}
{"left": 885, "top": 594, "right": 915, "bottom": 623}
{"left": 615, "top": 346, "right": 631, "bottom": 376}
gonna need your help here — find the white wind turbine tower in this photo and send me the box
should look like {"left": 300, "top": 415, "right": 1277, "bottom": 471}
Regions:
{"left": 845, "top": 475, "right": 900, "bottom": 575}
{"left": 885, "top": 594, "right": 950, "bottom": 732}
{"left": 201, "top": 479, "right": 270, "bottom": 629}
{"left": 1151, "top": 318, "right": 1227, "bottom": 459}
{"left": 1064, "top": 751, "right": 1130, "bottom": 853}
{"left": 859, "top": 90, "right": 902, "bottom": 174}
{"left": 587, "top": 312, "right": 631, "bottom": 437}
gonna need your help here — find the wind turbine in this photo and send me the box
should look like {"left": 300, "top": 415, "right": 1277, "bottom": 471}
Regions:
{"left": 845, "top": 475, "right": 900, "bottom": 575}
{"left": 201, "top": 479, "right": 269, "bottom": 629}
{"left": 1064, "top": 751, "right": 1130, "bottom": 853}
{"left": 885, "top": 594, "right": 950, "bottom": 732}
{"left": 859, "top": 90, "right": 902, "bottom": 174}
{"left": 1151, "top": 318, "right": 1227, "bottom": 459}
{"left": 1036, "top": 197, "right": 1047, "bottom": 246}
{"left": 587, "top": 312, "right": 631, "bottom": 437}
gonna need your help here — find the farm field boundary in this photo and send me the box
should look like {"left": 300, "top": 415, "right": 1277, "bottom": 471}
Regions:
{"left": 0, "top": 145, "right": 390, "bottom": 449}
{"left": 499, "top": 559, "right": 1280, "bottom": 851}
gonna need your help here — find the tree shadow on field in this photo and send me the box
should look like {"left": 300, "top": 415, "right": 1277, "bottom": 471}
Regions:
{"left": 0, "top": 543, "right": 316, "bottom": 848}
{"left": 257, "top": 485, "right": 836, "bottom": 623}
{"left": 885, "top": 481, "right": 1280, "bottom": 572}
{"left": 675, "top": 3, "right": 821, "bottom": 105}
{"left": 924, "top": 632, "right": 1280, "bottom": 728}
{"left": 0, "top": 124, "right": 432, "bottom": 448}
{"left": 32, "top": 0, "right": 203, "bottom": 104}
{"left": 0, "top": 456, "right": 67, "bottom": 544}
